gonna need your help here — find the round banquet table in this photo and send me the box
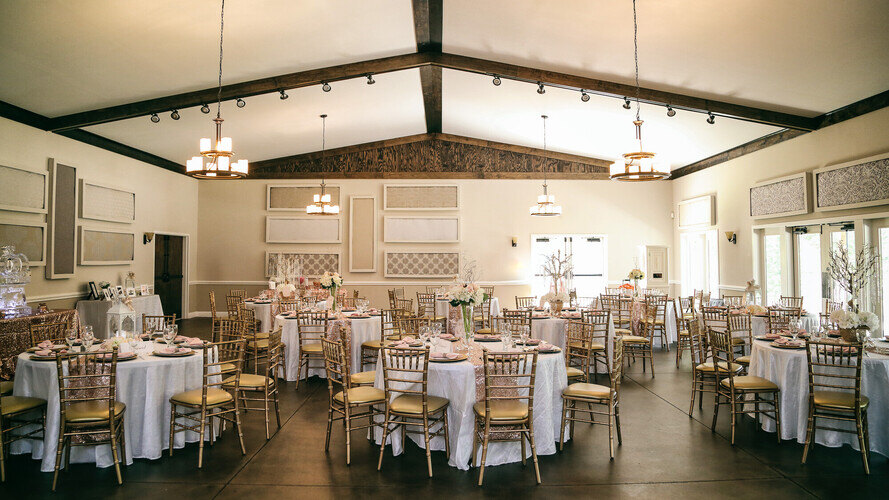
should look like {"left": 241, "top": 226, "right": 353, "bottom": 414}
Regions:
{"left": 245, "top": 300, "right": 274, "bottom": 333}
{"left": 532, "top": 316, "right": 616, "bottom": 371}
{"left": 275, "top": 313, "right": 382, "bottom": 381}
{"left": 748, "top": 340, "right": 889, "bottom": 456}
{"left": 75, "top": 295, "right": 163, "bottom": 339}
{"left": 11, "top": 344, "right": 213, "bottom": 472}
{"left": 372, "top": 339, "right": 568, "bottom": 470}
{"left": 748, "top": 314, "right": 817, "bottom": 336}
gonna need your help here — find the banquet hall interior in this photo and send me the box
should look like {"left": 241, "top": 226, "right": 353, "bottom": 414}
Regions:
{"left": 1, "top": 1, "right": 888, "bottom": 498}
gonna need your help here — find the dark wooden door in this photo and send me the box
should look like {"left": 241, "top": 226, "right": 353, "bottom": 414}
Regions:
{"left": 154, "top": 235, "right": 183, "bottom": 319}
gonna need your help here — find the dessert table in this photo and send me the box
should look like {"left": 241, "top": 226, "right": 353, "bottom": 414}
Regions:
{"left": 244, "top": 299, "right": 274, "bottom": 333}
{"left": 76, "top": 295, "right": 164, "bottom": 338}
{"left": 275, "top": 313, "right": 382, "bottom": 381}
{"left": 372, "top": 339, "right": 568, "bottom": 470}
{"left": 11, "top": 343, "right": 214, "bottom": 471}
{"left": 0, "top": 309, "right": 80, "bottom": 380}
{"left": 748, "top": 340, "right": 889, "bottom": 456}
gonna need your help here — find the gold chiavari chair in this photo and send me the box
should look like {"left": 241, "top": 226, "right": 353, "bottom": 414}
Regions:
{"left": 568, "top": 289, "right": 578, "bottom": 307}
{"left": 387, "top": 289, "right": 399, "bottom": 309}
{"left": 574, "top": 312, "right": 611, "bottom": 381}
{"left": 377, "top": 346, "right": 451, "bottom": 477}
{"left": 341, "top": 296, "right": 362, "bottom": 309}
{"left": 643, "top": 295, "right": 670, "bottom": 351}
{"left": 727, "top": 313, "right": 753, "bottom": 372}
{"left": 237, "top": 304, "right": 269, "bottom": 374}
{"left": 142, "top": 314, "right": 176, "bottom": 334}
{"left": 393, "top": 287, "right": 405, "bottom": 299}
{"left": 321, "top": 338, "right": 385, "bottom": 465}
{"left": 565, "top": 320, "right": 595, "bottom": 383}
{"left": 395, "top": 298, "right": 414, "bottom": 316}
{"left": 687, "top": 318, "right": 742, "bottom": 416}
{"left": 481, "top": 285, "right": 495, "bottom": 299}
{"left": 473, "top": 350, "right": 540, "bottom": 486}
{"left": 622, "top": 310, "right": 655, "bottom": 377}
{"left": 359, "top": 309, "right": 404, "bottom": 371}
{"left": 209, "top": 291, "right": 221, "bottom": 342}
{"left": 768, "top": 306, "right": 801, "bottom": 334}
{"left": 708, "top": 328, "right": 780, "bottom": 445}
{"left": 515, "top": 296, "right": 537, "bottom": 309}
{"left": 229, "top": 289, "right": 247, "bottom": 299}
{"left": 217, "top": 319, "right": 247, "bottom": 372}
{"left": 29, "top": 322, "right": 68, "bottom": 347}
{"left": 674, "top": 299, "right": 692, "bottom": 367}
{"left": 678, "top": 296, "right": 695, "bottom": 319}
{"left": 702, "top": 291, "right": 712, "bottom": 307}
{"left": 602, "top": 287, "right": 621, "bottom": 297}
{"left": 225, "top": 294, "right": 242, "bottom": 319}
{"left": 600, "top": 296, "right": 632, "bottom": 335}
{"left": 780, "top": 296, "right": 804, "bottom": 309}
{"left": 722, "top": 294, "right": 744, "bottom": 307}
{"left": 224, "top": 327, "right": 283, "bottom": 440}
{"left": 295, "top": 311, "right": 328, "bottom": 390}
{"left": 396, "top": 316, "right": 431, "bottom": 338}
{"left": 472, "top": 295, "right": 493, "bottom": 332}
{"left": 416, "top": 292, "right": 446, "bottom": 329}
{"left": 802, "top": 339, "right": 870, "bottom": 473}
{"left": 52, "top": 348, "right": 126, "bottom": 490}
{"left": 298, "top": 296, "right": 316, "bottom": 310}
{"left": 425, "top": 285, "right": 442, "bottom": 293}
{"left": 1, "top": 378, "right": 46, "bottom": 482}
{"left": 560, "top": 338, "right": 624, "bottom": 459}
{"left": 495, "top": 309, "right": 532, "bottom": 336}
{"left": 169, "top": 338, "right": 246, "bottom": 468}
{"left": 701, "top": 306, "right": 729, "bottom": 333}
{"left": 693, "top": 289, "right": 704, "bottom": 312}
{"left": 278, "top": 298, "right": 299, "bottom": 313}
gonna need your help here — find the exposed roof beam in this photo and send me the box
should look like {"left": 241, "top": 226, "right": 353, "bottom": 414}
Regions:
{"left": 670, "top": 129, "right": 807, "bottom": 179}
{"left": 814, "top": 89, "right": 889, "bottom": 129}
{"left": 412, "top": 0, "right": 443, "bottom": 134}
{"left": 0, "top": 100, "right": 50, "bottom": 130}
{"left": 56, "top": 130, "right": 185, "bottom": 174}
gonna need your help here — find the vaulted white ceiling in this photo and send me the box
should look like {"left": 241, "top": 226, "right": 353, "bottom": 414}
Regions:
{"left": 1, "top": 0, "right": 887, "bottom": 169}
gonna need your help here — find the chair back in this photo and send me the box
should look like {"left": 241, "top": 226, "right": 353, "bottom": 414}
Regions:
{"left": 481, "top": 285, "right": 495, "bottom": 298}
{"left": 298, "top": 296, "right": 316, "bottom": 310}
{"left": 479, "top": 351, "right": 538, "bottom": 421}
{"left": 387, "top": 289, "right": 398, "bottom": 309}
{"left": 678, "top": 296, "right": 694, "bottom": 316}
{"left": 266, "top": 327, "right": 284, "bottom": 380}
{"left": 780, "top": 296, "right": 804, "bottom": 309}
{"left": 379, "top": 346, "right": 430, "bottom": 406}
{"left": 515, "top": 296, "right": 536, "bottom": 309}
{"left": 727, "top": 313, "right": 752, "bottom": 350}
{"left": 706, "top": 328, "right": 736, "bottom": 386}
{"left": 824, "top": 299, "right": 843, "bottom": 314}
{"left": 416, "top": 292, "right": 437, "bottom": 318}
{"left": 500, "top": 309, "right": 532, "bottom": 333}
{"left": 297, "top": 312, "right": 328, "bottom": 350}
{"left": 489, "top": 315, "right": 526, "bottom": 338}
{"left": 217, "top": 319, "right": 247, "bottom": 357}
{"left": 644, "top": 295, "right": 668, "bottom": 323}
{"left": 804, "top": 339, "right": 864, "bottom": 409}
{"left": 55, "top": 348, "right": 119, "bottom": 424}
{"left": 277, "top": 298, "right": 299, "bottom": 313}
{"left": 142, "top": 314, "right": 176, "bottom": 334}
{"left": 585, "top": 310, "right": 611, "bottom": 346}
{"left": 29, "top": 322, "right": 69, "bottom": 346}
{"left": 426, "top": 285, "right": 442, "bottom": 293}
{"left": 687, "top": 318, "right": 709, "bottom": 366}
{"left": 209, "top": 291, "right": 218, "bottom": 320}
{"left": 395, "top": 298, "right": 414, "bottom": 315}
{"left": 205, "top": 338, "right": 246, "bottom": 399}
{"left": 321, "top": 338, "right": 351, "bottom": 401}
{"left": 381, "top": 308, "right": 405, "bottom": 341}
{"left": 396, "top": 316, "right": 431, "bottom": 338}
{"left": 225, "top": 294, "right": 242, "bottom": 319}
{"left": 768, "top": 306, "right": 801, "bottom": 333}
{"left": 701, "top": 306, "right": 729, "bottom": 331}
{"left": 229, "top": 289, "right": 247, "bottom": 299}
{"left": 474, "top": 295, "right": 493, "bottom": 326}
{"left": 568, "top": 289, "right": 578, "bottom": 306}
{"left": 565, "top": 320, "right": 594, "bottom": 377}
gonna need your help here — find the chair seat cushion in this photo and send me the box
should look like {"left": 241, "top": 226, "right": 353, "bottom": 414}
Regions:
{"left": 720, "top": 375, "right": 778, "bottom": 391}
{"left": 333, "top": 386, "right": 386, "bottom": 405}
{"left": 620, "top": 335, "right": 650, "bottom": 344}
{"left": 568, "top": 342, "right": 605, "bottom": 351}
{"left": 171, "top": 388, "right": 233, "bottom": 406}
{"left": 301, "top": 343, "right": 323, "bottom": 353}
{"left": 361, "top": 339, "right": 383, "bottom": 349}
{"left": 695, "top": 361, "right": 743, "bottom": 373}
{"left": 614, "top": 328, "right": 633, "bottom": 335}
{"left": 813, "top": 390, "right": 869, "bottom": 410}
{"left": 0, "top": 380, "right": 13, "bottom": 396}
{"left": 350, "top": 370, "right": 375, "bottom": 385}
{"left": 254, "top": 331, "right": 270, "bottom": 339}
{"left": 473, "top": 400, "right": 529, "bottom": 421}
{"left": 731, "top": 338, "right": 747, "bottom": 345}
{"left": 735, "top": 355, "right": 750, "bottom": 365}
{"left": 472, "top": 316, "right": 486, "bottom": 322}
{"left": 1, "top": 395, "right": 46, "bottom": 416}
{"left": 389, "top": 394, "right": 449, "bottom": 414}
{"left": 248, "top": 339, "right": 269, "bottom": 349}
{"left": 566, "top": 366, "right": 585, "bottom": 379}
{"left": 563, "top": 382, "right": 611, "bottom": 399}
{"left": 223, "top": 373, "right": 270, "bottom": 388}
{"left": 65, "top": 401, "right": 126, "bottom": 422}
{"left": 643, "top": 319, "right": 665, "bottom": 325}
{"left": 475, "top": 328, "right": 494, "bottom": 334}
{"left": 219, "top": 362, "right": 236, "bottom": 373}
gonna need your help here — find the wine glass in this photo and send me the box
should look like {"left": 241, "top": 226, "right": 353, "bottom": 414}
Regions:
{"left": 789, "top": 318, "right": 800, "bottom": 342}
{"left": 432, "top": 322, "right": 442, "bottom": 339}
{"left": 163, "top": 326, "right": 176, "bottom": 348}
{"left": 520, "top": 325, "right": 530, "bottom": 346}
{"left": 65, "top": 328, "right": 78, "bottom": 350}
{"left": 419, "top": 325, "right": 431, "bottom": 347}
{"left": 82, "top": 330, "right": 95, "bottom": 351}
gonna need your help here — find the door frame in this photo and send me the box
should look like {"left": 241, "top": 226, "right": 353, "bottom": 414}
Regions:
{"left": 151, "top": 231, "right": 189, "bottom": 320}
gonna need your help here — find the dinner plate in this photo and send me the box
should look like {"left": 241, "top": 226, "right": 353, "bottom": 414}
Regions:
{"left": 437, "top": 336, "right": 459, "bottom": 342}
{"left": 152, "top": 349, "right": 195, "bottom": 357}
{"left": 536, "top": 347, "right": 562, "bottom": 353}
{"left": 29, "top": 353, "right": 65, "bottom": 361}
{"left": 473, "top": 336, "right": 501, "bottom": 342}
{"left": 98, "top": 352, "right": 138, "bottom": 362}
{"left": 429, "top": 354, "right": 467, "bottom": 363}
{"left": 770, "top": 342, "right": 804, "bottom": 349}
{"left": 155, "top": 338, "right": 185, "bottom": 344}
{"left": 755, "top": 335, "right": 782, "bottom": 341}
{"left": 515, "top": 340, "right": 541, "bottom": 345}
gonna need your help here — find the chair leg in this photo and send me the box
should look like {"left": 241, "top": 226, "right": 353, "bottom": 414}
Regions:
{"left": 559, "top": 398, "right": 568, "bottom": 451}
{"left": 423, "top": 414, "right": 433, "bottom": 477}
{"left": 169, "top": 405, "right": 176, "bottom": 456}
{"left": 233, "top": 402, "right": 246, "bottom": 455}
{"left": 344, "top": 408, "right": 352, "bottom": 465}
{"left": 377, "top": 411, "right": 391, "bottom": 470}
{"left": 688, "top": 373, "right": 698, "bottom": 416}
{"left": 0, "top": 423, "right": 5, "bottom": 482}
{"left": 615, "top": 404, "right": 622, "bottom": 445}
{"left": 607, "top": 407, "right": 614, "bottom": 460}
{"left": 774, "top": 392, "right": 781, "bottom": 442}
{"left": 197, "top": 408, "right": 207, "bottom": 468}
{"left": 477, "top": 427, "right": 489, "bottom": 486}
{"left": 528, "top": 420, "right": 541, "bottom": 485}
{"left": 325, "top": 406, "right": 334, "bottom": 452}
{"left": 711, "top": 391, "right": 720, "bottom": 431}
{"left": 856, "top": 411, "right": 870, "bottom": 475}
{"left": 109, "top": 421, "right": 123, "bottom": 485}
{"left": 52, "top": 423, "right": 66, "bottom": 491}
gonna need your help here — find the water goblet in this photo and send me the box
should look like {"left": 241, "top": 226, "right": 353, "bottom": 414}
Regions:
{"left": 65, "top": 328, "right": 78, "bottom": 350}
{"left": 82, "top": 330, "right": 95, "bottom": 351}
{"left": 789, "top": 318, "right": 800, "bottom": 341}
{"left": 163, "top": 326, "right": 176, "bottom": 348}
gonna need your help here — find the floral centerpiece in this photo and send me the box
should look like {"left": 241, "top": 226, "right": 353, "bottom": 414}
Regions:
{"left": 627, "top": 268, "right": 644, "bottom": 297}
{"left": 742, "top": 304, "right": 768, "bottom": 315}
{"left": 830, "top": 310, "right": 880, "bottom": 342}
{"left": 319, "top": 271, "right": 344, "bottom": 310}
{"left": 541, "top": 291, "right": 569, "bottom": 314}
{"left": 446, "top": 282, "right": 486, "bottom": 342}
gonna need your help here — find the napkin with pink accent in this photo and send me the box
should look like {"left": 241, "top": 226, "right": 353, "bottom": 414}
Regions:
{"left": 764, "top": 332, "right": 782, "bottom": 340}
{"left": 772, "top": 337, "right": 803, "bottom": 347}
{"left": 431, "top": 352, "right": 460, "bottom": 360}
{"left": 185, "top": 337, "right": 204, "bottom": 347}
{"left": 35, "top": 349, "right": 54, "bottom": 356}
{"left": 38, "top": 340, "right": 53, "bottom": 350}
{"left": 561, "top": 312, "right": 581, "bottom": 319}
{"left": 158, "top": 346, "right": 192, "bottom": 354}
{"left": 537, "top": 341, "right": 558, "bottom": 352}
{"left": 438, "top": 333, "right": 456, "bottom": 341}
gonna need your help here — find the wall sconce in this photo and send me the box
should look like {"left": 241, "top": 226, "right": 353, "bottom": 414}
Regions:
{"left": 725, "top": 231, "right": 737, "bottom": 244}
{"left": 143, "top": 232, "right": 154, "bottom": 245}
{"left": 511, "top": 237, "right": 517, "bottom": 248}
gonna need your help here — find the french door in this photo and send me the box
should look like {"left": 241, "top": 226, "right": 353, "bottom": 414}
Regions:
{"left": 530, "top": 235, "right": 607, "bottom": 298}
{"left": 871, "top": 218, "right": 889, "bottom": 335}
{"left": 792, "top": 224, "right": 854, "bottom": 315}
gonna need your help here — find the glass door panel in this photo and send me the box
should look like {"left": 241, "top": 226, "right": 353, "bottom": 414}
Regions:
{"left": 764, "top": 234, "right": 783, "bottom": 306}
{"left": 795, "top": 232, "right": 822, "bottom": 314}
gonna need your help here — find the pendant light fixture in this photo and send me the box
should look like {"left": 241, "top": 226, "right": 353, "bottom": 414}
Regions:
{"left": 530, "top": 115, "right": 562, "bottom": 217}
{"left": 186, "top": 0, "right": 248, "bottom": 179}
{"left": 306, "top": 114, "right": 340, "bottom": 215}
{"left": 609, "top": 0, "right": 670, "bottom": 182}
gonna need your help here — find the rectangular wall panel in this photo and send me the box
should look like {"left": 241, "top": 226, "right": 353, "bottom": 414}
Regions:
{"left": 0, "top": 221, "right": 46, "bottom": 265}
{"left": 384, "top": 251, "right": 459, "bottom": 278}
{"left": 79, "top": 227, "right": 134, "bottom": 265}
{"left": 0, "top": 164, "right": 47, "bottom": 214}
{"left": 80, "top": 180, "right": 135, "bottom": 223}
{"left": 384, "top": 216, "right": 460, "bottom": 243}
{"left": 45, "top": 159, "right": 77, "bottom": 278}
{"left": 267, "top": 185, "right": 341, "bottom": 211}
{"left": 265, "top": 216, "right": 341, "bottom": 243}
{"left": 677, "top": 195, "right": 714, "bottom": 228}
{"left": 384, "top": 185, "right": 459, "bottom": 210}
{"left": 814, "top": 152, "right": 889, "bottom": 210}
{"left": 265, "top": 252, "right": 340, "bottom": 277}
{"left": 749, "top": 173, "right": 810, "bottom": 219}
{"left": 349, "top": 196, "right": 376, "bottom": 272}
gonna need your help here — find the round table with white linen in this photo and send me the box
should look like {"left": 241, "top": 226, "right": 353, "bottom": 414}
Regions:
{"left": 11, "top": 343, "right": 213, "bottom": 472}
{"left": 275, "top": 313, "right": 382, "bottom": 381}
{"left": 244, "top": 300, "right": 274, "bottom": 333}
{"left": 748, "top": 340, "right": 889, "bottom": 456}
{"left": 749, "top": 314, "right": 817, "bottom": 336}
{"left": 436, "top": 297, "right": 501, "bottom": 319}
{"left": 75, "top": 295, "right": 164, "bottom": 339}
{"left": 372, "top": 339, "right": 568, "bottom": 471}
{"left": 531, "top": 316, "right": 616, "bottom": 371}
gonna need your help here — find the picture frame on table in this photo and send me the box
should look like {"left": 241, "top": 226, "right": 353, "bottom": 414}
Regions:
{"left": 102, "top": 288, "right": 113, "bottom": 300}
{"left": 114, "top": 285, "right": 124, "bottom": 298}
{"left": 126, "top": 287, "right": 137, "bottom": 297}
{"left": 140, "top": 284, "right": 149, "bottom": 296}
{"left": 88, "top": 281, "right": 100, "bottom": 300}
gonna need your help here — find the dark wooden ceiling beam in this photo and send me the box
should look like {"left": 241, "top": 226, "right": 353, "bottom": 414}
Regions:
{"left": 413, "top": 1, "right": 443, "bottom": 134}
{"left": 814, "top": 89, "right": 889, "bottom": 129}
{"left": 0, "top": 100, "right": 50, "bottom": 130}
{"left": 670, "top": 129, "right": 807, "bottom": 179}
{"left": 56, "top": 130, "right": 185, "bottom": 174}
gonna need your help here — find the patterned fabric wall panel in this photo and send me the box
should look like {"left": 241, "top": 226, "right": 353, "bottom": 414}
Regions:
{"left": 0, "top": 222, "right": 46, "bottom": 264}
{"left": 385, "top": 252, "right": 459, "bottom": 278}
{"left": 384, "top": 185, "right": 458, "bottom": 210}
{"left": 80, "top": 181, "right": 135, "bottom": 223}
{"left": 80, "top": 228, "right": 134, "bottom": 265}
{"left": 815, "top": 154, "right": 889, "bottom": 210}
{"left": 267, "top": 185, "right": 340, "bottom": 210}
{"left": 265, "top": 252, "right": 339, "bottom": 277}
{"left": 0, "top": 165, "right": 46, "bottom": 214}
{"left": 749, "top": 174, "right": 809, "bottom": 218}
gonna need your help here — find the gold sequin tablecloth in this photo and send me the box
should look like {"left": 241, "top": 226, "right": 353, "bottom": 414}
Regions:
{"left": 0, "top": 309, "right": 80, "bottom": 380}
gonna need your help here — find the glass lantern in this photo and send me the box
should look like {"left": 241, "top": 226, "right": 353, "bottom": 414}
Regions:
{"left": 107, "top": 299, "right": 137, "bottom": 338}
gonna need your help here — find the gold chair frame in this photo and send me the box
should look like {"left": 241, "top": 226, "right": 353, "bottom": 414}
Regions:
{"left": 514, "top": 296, "right": 537, "bottom": 309}
{"left": 295, "top": 311, "right": 328, "bottom": 390}
{"left": 29, "top": 322, "right": 69, "bottom": 347}
{"left": 226, "top": 328, "right": 283, "bottom": 440}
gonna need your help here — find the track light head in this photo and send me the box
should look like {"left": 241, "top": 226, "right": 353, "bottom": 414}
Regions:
{"left": 200, "top": 103, "right": 210, "bottom": 114}
{"left": 321, "top": 82, "right": 331, "bottom": 92}
{"left": 279, "top": 90, "right": 289, "bottom": 100}
{"left": 170, "top": 109, "right": 180, "bottom": 120}
{"left": 236, "top": 98, "right": 246, "bottom": 108}
{"left": 366, "top": 74, "right": 375, "bottom": 85}
{"left": 622, "top": 97, "right": 632, "bottom": 109}
{"left": 666, "top": 105, "right": 676, "bottom": 117}
{"left": 706, "top": 112, "right": 715, "bottom": 124}
{"left": 536, "top": 82, "right": 545, "bottom": 94}
{"left": 492, "top": 75, "right": 501, "bottom": 86}
{"left": 150, "top": 113, "right": 160, "bottom": 123}
{"left": 580, "top": 90, "right": 590, "bottom": 102}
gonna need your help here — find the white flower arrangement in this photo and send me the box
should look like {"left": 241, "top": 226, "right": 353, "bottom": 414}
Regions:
{"left": 742, "top": 304, "right": 768, "bottom": 315}
{"left": 276, "top": 282, "right": 296, "bottom": 298}
{"left": 319, "top": 271, "right": 343, "bottom": 290}
{"left": 830, "top": 309, "right": 880, "bottom": 331}
{"left": 542, "top": 291, "right": 569, "bottom": 305}
{"left": 628, "top": 268, "right": 645, "bottom": 280}
{"left": 446, "top": 282, "right": 486, "bottom": 306}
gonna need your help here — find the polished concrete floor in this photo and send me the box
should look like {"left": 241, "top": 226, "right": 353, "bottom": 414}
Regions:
{"left": 0, "top": 317, "right": 884, "bottom": 499}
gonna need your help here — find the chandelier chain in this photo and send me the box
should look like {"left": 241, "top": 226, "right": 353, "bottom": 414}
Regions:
{"left": 632, "top": 0, "right": 640, "bottom": 122}
{"left": 216, "top": 0, "right": 225, "bottom": 119}
{"left": 542, "top": 115, "right": 547, "bottom": 187}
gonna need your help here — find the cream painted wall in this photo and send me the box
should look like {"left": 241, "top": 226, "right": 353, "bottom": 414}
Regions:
{"left": 671, "top": 106, "right": 889, "bottom": 294}
{"left": 0, "top": 117, "right": 199, "bottom": 311}
{"left": 192, "top": 178, "right": 674, "bottom": 312}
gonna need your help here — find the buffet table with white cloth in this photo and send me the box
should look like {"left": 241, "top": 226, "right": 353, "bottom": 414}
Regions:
{"left": 748, "top": 340, "right": 889, "bottom": 456}
{"left": 372, "top": 339, "right": 568, "bottom": 471}
{"left": 11, "top": 343, "right": 214, "bottom": 472}
{"left": 244, "top": 299, "right": 274, "bottom": 333}
{"left": 76, "top": 295, "right": 164, "bottom": 338}
{"left": 275, "top": 313, "right": 382, "bottom": 381}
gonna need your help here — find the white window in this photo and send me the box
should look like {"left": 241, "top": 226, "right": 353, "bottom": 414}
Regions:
{"left": 680, "top": 229, "right": 719, "bottom": 296}
{"left": 763, "top": 234, "right": 783, "bottom": 306}
{"left": 530, "top": 235, "right": 607, "bottom": 299}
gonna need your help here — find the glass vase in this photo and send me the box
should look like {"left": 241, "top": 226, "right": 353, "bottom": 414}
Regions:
{"left": 461, "top": 303, "right": 474, "bottom": 342}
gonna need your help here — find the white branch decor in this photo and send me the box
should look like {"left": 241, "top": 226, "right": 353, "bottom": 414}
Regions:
{"left": 540, "top": 250, "right": 573, "bottom": 294}
{"left": 827, "top": 243, "right": 879, "bottom": 311}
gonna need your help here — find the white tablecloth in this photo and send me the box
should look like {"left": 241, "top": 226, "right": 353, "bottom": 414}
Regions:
{"left": 749, "top": 314, "right": 817, "bottom": 336}
{"left": 245, "top": 300, "right": 273, "bottom": 333}
{"left": 76, "top": 295, "right": 164, "bottom": 339}
{"left": 275, "top": 314, "right": 382, "bottom": 381}
{"left": 11, "top": 344, "right": 211, "bottom": 472}
{"left": 532, "top": 316, "right": 616, "bottom": 372}
{"left": 748, "top": 341, "right": 889, "bottom": 456}
{"left": 373, "top": 339, "right": 568, "bottom": 470}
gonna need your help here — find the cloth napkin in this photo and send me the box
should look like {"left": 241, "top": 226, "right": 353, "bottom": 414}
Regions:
{"left": 185, "top": 337, "right": 203, "bottom": 346}
{"left": 764, "top": 332, "right": 782, "bottom": 339}
{"left": 431, "top": 352, "right": 460, "bottom": 359}
{"left": 439, "top": 333, "right": 456, "bottom": 340}
{"left": 538, "top": 341, "right": 555, "bottom": 351}
{"left": 38, "top": 340, "right": 53, "bottom": 349}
